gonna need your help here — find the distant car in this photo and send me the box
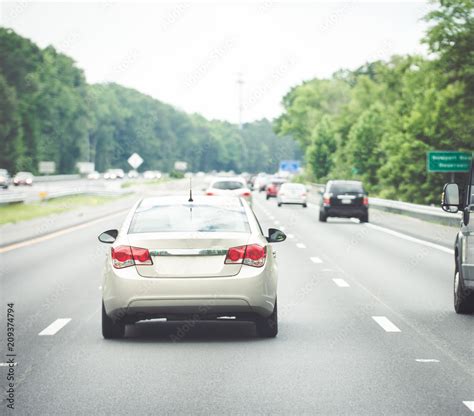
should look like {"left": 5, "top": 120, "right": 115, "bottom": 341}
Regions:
{"left": 277, "top": 183, "right": 307, "bottom": 207}
{"left": 206, "top": 177, "right": 252, "bottom": 206}
{"left": 98, "top": 195, "right": 286, "bottom": 339}
{"left": 127, "top": 170, "right": 139, "bottom": 179}
{"left": 319, "top": 180, "right": 369, "bottom": 223}
{"left": 104, "top": 169, "right": 124, "bottom": 180}
{"left": 441, "top": 160, "right": 474, "bottom": 314}
{"left": 254, "top": 175, "right": 269, "bottom": 192}
{"left": 143, "top": 170, "right": 161, "bottom": 180}
{"left": 87, "top": 171, "right": 101, "bottom": 180}
{"left": 266, "top": 178, "right": 286, "bottom": 199}
{"left": 0, "top": 169, "right": 10, "bottom": 189}
{"left": 13, "top": 171, "right": 34, "bottom": 186}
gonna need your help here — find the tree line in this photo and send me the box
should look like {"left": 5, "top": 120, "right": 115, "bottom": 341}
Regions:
{"left": 0, "top": 27, "right": 300, "bottom": 175}
{"left": 274, "top": 0, "right": 473, "bottom": 204}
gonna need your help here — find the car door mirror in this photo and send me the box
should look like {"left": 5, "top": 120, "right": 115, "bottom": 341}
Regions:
{"left": 267, "top": 228, "right": 286, "bottom": 243}
{"left": 441, "top": 183, "right": 461, "bottom": 213}
{"left": 98, "top": 229, "right": 118, "bottom": 243}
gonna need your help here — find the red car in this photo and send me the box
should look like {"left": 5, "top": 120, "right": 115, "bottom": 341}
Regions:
{"left": 266, "top": 179, "right": 286, "bottom": 199}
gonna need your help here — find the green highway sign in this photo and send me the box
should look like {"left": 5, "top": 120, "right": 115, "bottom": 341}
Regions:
{"left": 427, "top": 151, "right": 472, "bottom": 173}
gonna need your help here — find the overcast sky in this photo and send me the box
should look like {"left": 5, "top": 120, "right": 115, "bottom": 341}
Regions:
{"left": 1, "top": 1, "right": 432, "bottom": 123}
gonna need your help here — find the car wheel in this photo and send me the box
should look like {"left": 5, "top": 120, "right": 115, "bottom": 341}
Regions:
{"left": 256, "top": 299, "right": 278, "bottom": 338}
{"left": 454, "top": 262, "right": 474, "bottom": 314}
{"left": 302, "top": 203, "right": 307, "bottom": 208}
{"left": 266, "top": 195, "right": 270, "bottom": 200}
{"left": 360, "top": 213, "right": 369, "bottom": 223}
{"left": 102, "top": 301, "right": 125, "bottom": 339}
{"left": 319, "top": 211, "right": 327, "bottom": 222}
{"left": 278, "top": 202, "right": 282, "bottom": 207}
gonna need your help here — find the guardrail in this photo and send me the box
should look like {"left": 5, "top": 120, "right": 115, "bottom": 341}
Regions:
{"left": 0, "top": 188, "right": 131, "bottom": 205}
{"left": 308, "top": 183, "right": 461, "bottom": 227}
{"left": 34, "top": 174, "right": 81, "bottom": 182}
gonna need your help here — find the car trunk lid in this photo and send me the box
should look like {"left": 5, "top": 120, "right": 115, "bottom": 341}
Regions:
{"left": 127, "top": 232, "right": 250, "bottom": 278}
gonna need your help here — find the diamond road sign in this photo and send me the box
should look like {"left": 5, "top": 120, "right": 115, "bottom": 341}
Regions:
{"left": 127, "top": 153, "right": 144, "bottom": 169}
{"left": 427, "top": 151, "right": 472, "bottom": 173}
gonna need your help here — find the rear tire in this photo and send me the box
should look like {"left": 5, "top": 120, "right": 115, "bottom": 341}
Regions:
{"left": 278, "top": 202, "right": 282, "bottom": 207}
{"left": 302, "top": 203, "right": 307, "bottom": 208}
{"left": 319, "top": 211, "right": 327, "bottom": 222}
{"left": 360, "top": 213, "right": 369, "bottom": 223}
{"left": 102, "top": 301, "right": 125, "bottom": 339}
{"left": 256, "top": 300, "right": 278, "bottom": 338}
{"left": 454, "top": 263, "right": 474, "bottom": 314}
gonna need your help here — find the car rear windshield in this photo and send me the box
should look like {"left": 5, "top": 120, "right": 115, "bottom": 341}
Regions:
{"left": 129, "top": 204, "right": 250, "bottom": 233}
{"left": 281, "top": 183, "right": 305, "bottom": 191}
{"left": 329, "top": 182, "right": 364, "bottom": 194}
{"left": 212, "top": 181, "right": 244, "bottom": 190}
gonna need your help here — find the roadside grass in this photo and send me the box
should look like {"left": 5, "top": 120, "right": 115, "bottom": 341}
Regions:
{"left": 0, "top": 194, "right": 120, "bottom": 225}
{"left": 121, "top": 178, "right": 170, "bottom": 188}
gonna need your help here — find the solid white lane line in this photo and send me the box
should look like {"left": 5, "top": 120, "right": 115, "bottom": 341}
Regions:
{"left": 372, "top": 316, "right": 401, "bottom": 333}
{"left": 364, "top": 223, "right": 454, "bottom": 255}
{"left": 332, "top": 278, "right": 350, "bottom": 287}
{"left": 310, "top": 257, "right": 323, "bottom": 264}
{"left": 296, "top": 243, "right": 306, "bottom": 249}
{"left": 415, "top": 359, "right": 440, "bottom": 363}
{"left": 38, "top": 318, "right": 72, "bottom": 336}
{"left": 0, "top": 210, "right": 128, "bottom": 254}
{"left": 463, "top": 402, "right": 474, "bottom": 412}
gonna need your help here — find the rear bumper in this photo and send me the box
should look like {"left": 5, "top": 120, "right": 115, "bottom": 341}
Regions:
{"left": 103, "top": 261, "right": 277, "bottom": 320}
{"left": 322, "top": 206, "right": 368, "bottom": 218}
{"left": 278, "top": 197, "right": 306, "bottom": 204}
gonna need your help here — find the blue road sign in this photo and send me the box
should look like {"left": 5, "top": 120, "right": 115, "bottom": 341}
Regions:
{"left": 279, "top": 160, "right": 301, "bottom": 173}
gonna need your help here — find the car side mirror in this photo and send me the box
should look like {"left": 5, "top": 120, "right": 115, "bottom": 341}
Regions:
{"left": 98, "top": 229, "right": 118, "bottom": 244}
{"left": 267, "top": 228, "right": 286, "bottom": 243}
{"left": 441, "top": 183, "right": 462, "bottom": 213}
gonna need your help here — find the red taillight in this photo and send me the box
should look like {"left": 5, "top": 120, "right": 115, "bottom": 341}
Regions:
{"left": 206, "top": 191, "right": 214, "bottom": 196}
{"left": 363, "top": 196, "right": 369, "bottom": 206}
{"left": 112, "top": 246, "right": 152, "bottom": 269}
{"left": 241, "top": 191, "right": 251, "bottom": 197}
{"left": 225, "top": 244, "right": 266, "bottom": 268}
{"left": 323, "top": 193, "right": 331, "bottom": 206}
{"left": 225, "top": 246, "right": 246, "bottom": 263}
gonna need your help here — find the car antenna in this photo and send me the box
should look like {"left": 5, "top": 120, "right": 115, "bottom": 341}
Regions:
{"left": 188, "top": 176, "right": 193, "bottom": 202}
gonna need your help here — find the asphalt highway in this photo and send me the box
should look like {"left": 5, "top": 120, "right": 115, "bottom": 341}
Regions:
{"left": 1, "top": 180, "right": 473, "bottom": 415}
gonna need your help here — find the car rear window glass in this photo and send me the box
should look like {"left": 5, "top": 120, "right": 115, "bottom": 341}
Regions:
{"left": 281, "top": 183, "right": 305, "bottom": 191}
{"left": 129, "top": 204, "right": 250, "bottom": 233}
{"left": 329, "top": 182, "right": 364, "bottom": 194}
{"left": 212, "top": 181, "right": 244, "bottom": 190}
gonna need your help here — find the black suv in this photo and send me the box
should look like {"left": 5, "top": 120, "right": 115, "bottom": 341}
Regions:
{"left": 442, "top": 160, "right": 474, "bottom": 314}
{"left": 319, "top": 180, "right": 369, "bottom": 223}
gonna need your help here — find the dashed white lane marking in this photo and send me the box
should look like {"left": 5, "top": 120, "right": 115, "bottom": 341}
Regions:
{"left": 296, "top": 243, "right": 306, "bottom": 249}
{"left": 463, "top": 402, "right": 474, "bottom": 412}
{"left": 364, "top": 223, "right": 454, "bottom": 255}
{"left": 332, "top": 278, "right": 350, "bottom": 287}
{"left": 274, "top": 220, "right": 280, "bottom": 225}
{"left": 310, "top": 257, "right": 323, "bottom": 264}
{"left": 280, "top": 226, "right": 286, "bottom": 231}
{"left": 0, "top": 210, "right": 128, "bottom": 254}
{"left": 415, "top": 359, "right": 440, "bottom": 363}
{"left": 322, "top": 268, "right": 334, "bottom": 272}
{"left": 39, "top": 318, "right": 72, "bottom": 336}
{"left": 269, "top": 215, "right": 275, "bottom": 220}
{"left": 372, "top": 316, "right": 401, "bottom": 333}
{"left": 287, "top": 234, "right": 295, "bottom": 239}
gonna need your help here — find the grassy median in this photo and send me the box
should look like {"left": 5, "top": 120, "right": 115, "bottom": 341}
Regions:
{"left": 0, "top": 194, "right": 121, "bottom": 225}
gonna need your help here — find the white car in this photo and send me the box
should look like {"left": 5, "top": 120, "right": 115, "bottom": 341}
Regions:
{"left": 205, "top": 177, "right": 252, "bottom": 206}
{"left": 87, "top": 171, "right": 101, "bottom": 180}
{"left": 98, "top": 196, "right": 286, "bottom": 338}
{"left": 104, "top": 169, "right": 124, "bottom": 179}
{"left": 277, "top": 183, "right": 308, "bottom": 208}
